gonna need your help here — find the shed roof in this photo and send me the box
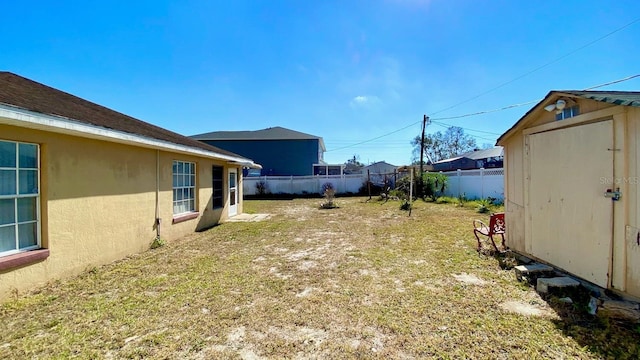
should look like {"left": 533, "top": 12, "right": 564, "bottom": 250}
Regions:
{"left": 0, "top": 72, "right": 254, "bottom": 164}
{"left": 563, "top": 90, "right": 640, "bottom": 107}
{"left": 497, "top": 90, "right": 640, "bottom": 145}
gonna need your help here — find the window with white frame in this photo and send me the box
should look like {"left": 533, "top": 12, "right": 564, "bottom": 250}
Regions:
{"left": 0, "top": 140, "right": 40, "bottom": 256}
{"left": 556, "top": 105, "right": 580, "bottom": 121}
{"left": 172, "top": 160, "right": 196, "bottom": 215}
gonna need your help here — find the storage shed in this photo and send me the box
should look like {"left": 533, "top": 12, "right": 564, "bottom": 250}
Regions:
{"left": 497, "top": 90, "right": 640, "bottom": 298}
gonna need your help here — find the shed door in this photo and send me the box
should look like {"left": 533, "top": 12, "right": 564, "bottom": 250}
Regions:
{"left": 528, "top": 120, "right": 613, "bottom": 287}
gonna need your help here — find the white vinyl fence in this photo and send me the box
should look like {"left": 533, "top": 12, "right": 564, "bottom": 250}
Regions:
{"left": 243, "top": 168, "right": 504, "bottom": 200}
{"left": 243, "top": 174, "right": 365, "bottom": 195}
{"left": 440, "top": 168, "right": 504, "bottom": 201}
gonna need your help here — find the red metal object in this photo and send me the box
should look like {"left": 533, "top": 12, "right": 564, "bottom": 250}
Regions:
{"left": 473, "top": 212, "right": 506, "bottom": 252}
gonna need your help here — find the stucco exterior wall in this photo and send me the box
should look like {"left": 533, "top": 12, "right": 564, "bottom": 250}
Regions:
{"left": 0, "top": 123, "right": 237, "bottom": 300}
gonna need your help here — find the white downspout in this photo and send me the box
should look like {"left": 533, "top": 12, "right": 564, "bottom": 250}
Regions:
{"left": 155, "top": 150, "right": 161, "bottom": 238}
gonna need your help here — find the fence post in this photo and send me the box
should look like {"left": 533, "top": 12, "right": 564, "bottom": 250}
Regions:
{"left": 456, "top": 169, "right": 461, "bottom": 197}
{"left": 480, "top": 168, "right": 484, "bottom": 198}
{"left": 367, "top": 169, "right": 371, "bottom": 200}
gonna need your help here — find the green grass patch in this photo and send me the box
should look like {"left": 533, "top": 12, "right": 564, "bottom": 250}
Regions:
{"left": 0, "top": 197, "right": 637, "bottom": 358}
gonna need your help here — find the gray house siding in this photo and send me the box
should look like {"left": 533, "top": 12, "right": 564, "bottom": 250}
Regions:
{"left": 200, "top": 139, "right": 320, "bottom": 176}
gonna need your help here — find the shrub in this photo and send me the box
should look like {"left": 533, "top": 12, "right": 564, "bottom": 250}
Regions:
{"left": 256, "top": 181, "right": 268, "bottom": 195}
{"left": 457, "top": 193, "right": 467, "bottom": 207}
{"left": 422, "top": 173, "right": 448, "bottom": 201}
{"left": 320, "top": 182, "right": 337, "bottom": 209}
{"left": 321, "top": 182, "right": 334, "bottom": 194}
{"left": 476, "top": 198, "right": 493, "bottom": 213}
{"left": 358, "top": 180, "right": 383, "bottom": 196}
{"left": 151, "top": 236, "right": 165, "bottom": 249}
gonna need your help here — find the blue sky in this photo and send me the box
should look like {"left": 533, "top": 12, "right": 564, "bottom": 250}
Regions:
{"left": 3, "top": 1, "right": 640, "bottom": 166}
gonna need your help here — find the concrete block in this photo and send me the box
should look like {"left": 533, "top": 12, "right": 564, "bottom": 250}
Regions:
{"left": 514, "top": 263, "right": 555, "bottom": 283}
{"left": 536, "top": 277, "right": 580, "bottom": 295}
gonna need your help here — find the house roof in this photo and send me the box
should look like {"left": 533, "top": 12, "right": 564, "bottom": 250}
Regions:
{"left": 0, "top": 72, "right": 257, "bottom": 165}
{"left": 191, "top": 126, "right": 326, "bottom": 151}
{"left": 363, "top": 161, "right": 397, "bottom": 169}
{"left": 459, "top": 147, "right": 504, "bottom": 160}
{"left": 497, "top": 90, "right": 640, "bottom": 145}
{"left": 433, "top": 156, "right": 468, "bottom": 165}
{"left": 434, "top": 147, "right": 503, "bottom": 164}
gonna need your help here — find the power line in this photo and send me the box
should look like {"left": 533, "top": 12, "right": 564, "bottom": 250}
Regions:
{"left": 325, "top": 17, "right": 640, "bottom": 153}
{"left": 325, "top": 71, "right": 640, "bottom": 153}
{"left": 326, "top": 121, "right": 421, "bottom": 152}
{"left": 431, "top": 121, "right": 502, "bottom": 135}
{"left": 431, "top": 100, "right": 541, "bottom": 122}
{"left": 429, "top": 122, "right": 496, "bottom": 142}
{"left": 583, "top": 74, "right": 640, "bottom": 90}
{"left": 428, "top": 16, "right": 640, "bottom": 117}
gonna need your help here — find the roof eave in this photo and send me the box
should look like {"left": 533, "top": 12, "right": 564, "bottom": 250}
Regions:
{"left": 0, "top": 104, "right": 259, "bottom": 166}
{"left": 496, "top": 91, "right": 558, "bottom": 145}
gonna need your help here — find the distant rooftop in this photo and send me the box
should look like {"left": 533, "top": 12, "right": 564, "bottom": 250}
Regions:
{"left": 191, "top": 126, "right": 319, "bottom": 141}
{"left": 191, "top": 126, "right": 326, "bottom": 151}
{"left": 434, "top": 147, "right": 503, "bottom": 164}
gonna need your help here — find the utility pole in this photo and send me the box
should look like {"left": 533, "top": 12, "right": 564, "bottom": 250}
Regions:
{"left": 418, "top": 114, "right": 429, "bottom": 197}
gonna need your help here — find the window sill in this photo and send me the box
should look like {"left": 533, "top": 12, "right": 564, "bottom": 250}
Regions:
{"left": 172, "top": 212, "right": 199, "bottom": 224}
{"left": 0, "top": 249, "right": 50, "bottom": 272}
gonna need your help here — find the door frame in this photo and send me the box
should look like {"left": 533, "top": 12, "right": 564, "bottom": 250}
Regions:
{"left": 228, "top": 168, "right": 238, "bottom": 217}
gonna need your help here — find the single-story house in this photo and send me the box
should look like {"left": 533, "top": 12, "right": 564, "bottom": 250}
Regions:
{"left": 191, "top": 127, "right": 325, "bottom": 176}
{"left": 0, "top": 72, "right": 259, "bottom": 301}
{"left": 432, "top": 147, "right": 503, "bottom": 171}
{"left": 363, "top": 161, "right": 397, "bottom": 186}
{"left": 497, "top": 90, "right": 640, "bottom": 298}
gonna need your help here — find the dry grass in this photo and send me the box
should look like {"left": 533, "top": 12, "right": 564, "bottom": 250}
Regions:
{"left": 1, "top": 197, "right": 639, "bottom": 359}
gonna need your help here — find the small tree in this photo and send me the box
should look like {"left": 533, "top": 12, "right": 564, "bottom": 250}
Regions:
{"left": 344, "top": 154, "right": 364, "bottom": 174}
{"left": 411, "top": 126, "right": 477, "bottom": 163}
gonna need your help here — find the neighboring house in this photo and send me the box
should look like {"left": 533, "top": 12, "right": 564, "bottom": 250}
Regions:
{"left": 432, "top": 147, "right": 503, "bottom": 171}
{"left": 191, "top": 127, "right": 325, "bottom": 176}
{"left": 363, "top": 161, "right": 397, "bottom": 186}
{"left": 0, "top": 72, "right": 259, "bottom": 301}
{"left": 497, "top": 90, "right": 640, "bottom": 299}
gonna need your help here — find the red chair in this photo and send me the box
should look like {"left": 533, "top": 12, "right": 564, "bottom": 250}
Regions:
{"left": 473, "top": 212, "right": 506, "bottom": 252}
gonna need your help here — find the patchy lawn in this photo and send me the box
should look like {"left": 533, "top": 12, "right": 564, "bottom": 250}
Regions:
{"left": 1, "top": 197, "right": 639, "bottom": 359}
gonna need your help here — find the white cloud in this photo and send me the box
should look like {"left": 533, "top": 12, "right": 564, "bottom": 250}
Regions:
{"left": 350, "top": 95, "right": 382, "bottom": 108}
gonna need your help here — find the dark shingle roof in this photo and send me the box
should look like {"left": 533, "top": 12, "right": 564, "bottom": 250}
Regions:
{"left": 191, "top": 126, "right": 321, "bottom": 141}
{"left": 0, "top": 72, "right": 245, "bottom": 159}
